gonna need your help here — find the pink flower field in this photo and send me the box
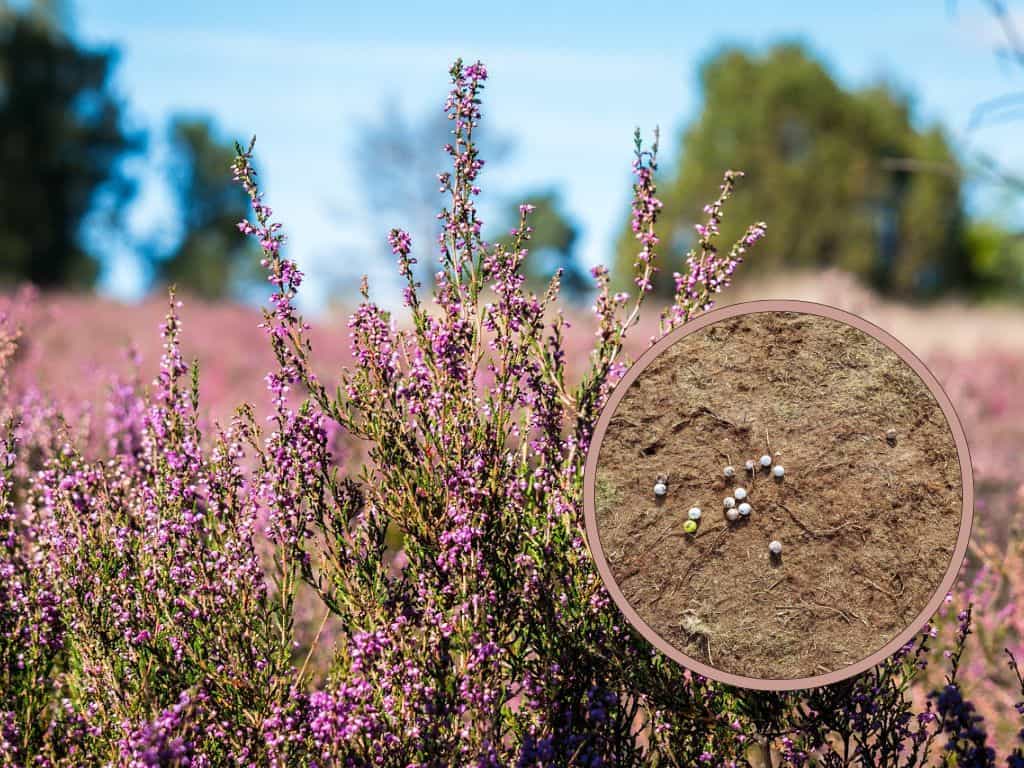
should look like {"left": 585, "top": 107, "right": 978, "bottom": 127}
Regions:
{"left": 6, "top": 267, "right": 1024, "bottom": 755}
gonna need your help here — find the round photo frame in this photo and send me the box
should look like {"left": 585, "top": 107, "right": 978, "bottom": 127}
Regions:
{"left": 582, "top": 300, "right": 974, "bottom": 690}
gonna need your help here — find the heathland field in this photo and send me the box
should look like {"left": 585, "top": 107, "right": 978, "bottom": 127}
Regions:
{"left": 7, "top": 265, "right": 1024, "bottom": 755}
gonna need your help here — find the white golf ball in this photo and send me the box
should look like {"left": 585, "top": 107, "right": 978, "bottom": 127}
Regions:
{"left": 769, "top": 540, "right": 782, "bottom": 555}
{"left": 734, "top": 487, "right": 747, "bottom": 501}
{"left": 654, "top": 481, "right": 667, "bottom": 496}
{"left": 723, "top": 465, "right": 736, "bottom": 478}
{"left": 688, "top": 507, "right": 702, "bottom": 521}
{"left": 725, "top": 507, "right": 740, "bottom": 522}
{"left": 772, "top": 465, "right": 785, "bottom": 478}
{"left": 759, "top": 454, "right": 772, "bottom": 468}
{"left": 738, "top": 502, "right": 752, "bottom": 516}
{"left": 723, "top": 496, "right": 736, "bottom": 508}
{"left": 745, "top": 460, "right": 756, "bottom": 472}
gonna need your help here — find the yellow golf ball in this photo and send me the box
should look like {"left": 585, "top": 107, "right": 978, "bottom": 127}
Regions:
{"left": 683, "top": 520, "right": 698, "bottom": 534}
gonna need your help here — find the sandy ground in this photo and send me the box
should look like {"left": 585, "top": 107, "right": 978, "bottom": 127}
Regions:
{"left": 593, "top": 311, "right": 963, "bottom": 680}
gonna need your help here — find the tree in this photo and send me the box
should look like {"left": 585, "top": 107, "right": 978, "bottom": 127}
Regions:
{"left": 350, "top": 104, "right": 594, "bottom": 302}
{"left": 492, "top": 188, "right": 589, "bottom": 301}
{"left": 614, "top": 43, "right": 969, "bottom": 299}
{"left": 0, "top": 4, "right": 141, "bottom": 288}
{"left": 156, "top": 116, "right": 258, "bottom": 299}
{"left": 945, "top": 0, "right": 1024, "bottom": 297}
{"left": 965, "top": 218, "right": 1024, "bottom": 294}
{"left": 350, "top": 102, "right": 514, "bottom": 282}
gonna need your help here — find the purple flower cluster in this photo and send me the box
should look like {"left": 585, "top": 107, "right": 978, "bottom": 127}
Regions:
{"left": 119, "top": 690, "right": 205, "bottom": 768}
{"left": 0, "top": 290, "right": 302, "bottom": 764}
{"left": 661, "top": 171, "right": 767, "bottom": 332}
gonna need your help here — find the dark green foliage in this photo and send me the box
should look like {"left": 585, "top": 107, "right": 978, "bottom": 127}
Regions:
{"left": 157, "top": 117, "right": 259, "bottom": 299}
{"left": 615, "top": 43, "right": 970, "bottom": 299}
{"left": 965, "top": 217, "right": 1024, "bottom": 296}
{"left": 0, "top": 7, "right": 141, "bottom": 288}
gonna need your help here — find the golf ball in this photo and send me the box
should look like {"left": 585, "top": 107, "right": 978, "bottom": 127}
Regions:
{"left": 723, "top": 496, "right": 736, "bottom": 508}
{"left": 769, "top": 540, "right": 783, "bottom": 555}
{"left": 734, "top": 487, "right": 747, "bottom": 501}
{"left": 688, "top": 507, "right": 702, "bottom": 521}
{"left": 654, "top": 481, "right": 667, "bottom": 496}
{"left": 772, "top": 465, "right": 785, "bottom": 478}
{"left": 724, "top": 465, "right": 736, "bottom": 478}
{"left": 745, "top": 460, "right": 756, "bottom": 472}
{"left": 683, "top": 520, "right": 698, "bottom": 534}
{"left": 738, "top": 502, "right": 752, "bottom": 516}
{"left": 725, "top": 507, "right": 740, "bottom": 522}
{"left": 760, "top": 454, "right": 772, "bottom": 468}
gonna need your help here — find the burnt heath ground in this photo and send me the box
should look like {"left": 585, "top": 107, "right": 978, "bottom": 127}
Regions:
{"left": 593, "top": 312, "right": 963, "bottom": 680}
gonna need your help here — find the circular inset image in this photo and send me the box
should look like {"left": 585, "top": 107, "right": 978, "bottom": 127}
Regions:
{"left": 583, "top": 301, "right": 972, "bottom": 690}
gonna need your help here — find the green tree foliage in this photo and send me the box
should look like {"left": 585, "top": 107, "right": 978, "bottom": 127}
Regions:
{"left": 966, "top": 218, "right": 1024, "bottom": 295}
{"left": 615, "top": 43, "right": 970, "bottom": 298}
{"left": 157, "top": 117, "right": 258, "bottom": 299}
{"left": 493, "top": 188, "right": 589, "bottom": 300}
{"left": 0, "top": 4, "right": 141, "bottom": 288}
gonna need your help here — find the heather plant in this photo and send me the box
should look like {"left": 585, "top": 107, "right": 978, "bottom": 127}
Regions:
{"left": 922, "top": 537, "right": 1024, "bottom": 754}
{"left": 226, "top": 58, "right": 1009, "bottom": 765}
{"left": 226, "top": 56, "right": 776, "bottom": 765}
{"left": 3, "top": 55, "right": 1024, "bottom": 767}
{"left": 3, "top": 296, "right": 299, "bottom": 765}
{"left": 0, "top": 298, "right": 71, "bottom": 765}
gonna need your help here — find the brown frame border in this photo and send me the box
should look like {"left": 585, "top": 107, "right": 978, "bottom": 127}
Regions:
{"left": 582, "top": 300, "right": 975, "bottom": 691}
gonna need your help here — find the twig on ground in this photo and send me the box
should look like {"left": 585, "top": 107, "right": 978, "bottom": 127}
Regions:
{"left": 776, "top": 601, "right": 869, "bottom": 627}
{"left": 779, "top": 503, "right": 859, "bottom": 538}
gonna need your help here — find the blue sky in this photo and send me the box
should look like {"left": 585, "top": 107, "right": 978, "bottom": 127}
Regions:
{"left": 70, "top": 0, "right": 1024, "bottom": 311}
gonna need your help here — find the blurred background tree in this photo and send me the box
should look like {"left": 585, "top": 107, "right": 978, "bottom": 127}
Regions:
{"left": 492, "top": 188, "right": 590, "bottom": 301}
{"left": 1, "top": 1, "right": 1021, "bottom": 307}
{"left": 349, "top": 102, "right": 589, "bottom": 301}
{"left": 0, "top": 0, "right": 141, "bottom": 288}
{"left": 350, "top": 103, "right": 514, "bottom": 278}
{"left": 352, "top": 104, "right": 467, "bottom": 274}
{"left": 947, "top": 0, "right": 1024, "bottom": 298}
{"left": 154, "top": 116, "right": 260, "bottom": 299}
{"left": 966, "top": 217, "right": 1024, "bottom": 293}
{"left": 614, "top": 43, "right": 971, "bottom": 299}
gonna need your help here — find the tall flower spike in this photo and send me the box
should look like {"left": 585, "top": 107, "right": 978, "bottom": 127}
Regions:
{"left": 661, "top": 171, "right": 767, "bottom": 333}
{"left": 630, "top": 126, "right": 662, "bottom": 294}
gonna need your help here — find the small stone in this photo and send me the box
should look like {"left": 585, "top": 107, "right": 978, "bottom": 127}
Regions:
{"left": 725, "top": 507, "right": 740, "bottom": 522}
{"left": 723, "top": 496, "right": 736, "bottom": 509}
{"left": 724, "top": 465, "right": 736, "bottom": 478}
{"left": 683, "top": 520, "right": 698, "bottom": 534}
{"left": 734, "top": 487, "right": 747, "bottom": 501}
{"left": 759, "top": 454, "right": 772, "bottom": 468}
{"left": 688, "top": 507, "right": 702, "bottom": 521}
{"left": 738, "top": 502, "right": 752, "bottom": 516}
{"left": 654, "top": 481, "right": 667, "bottom": 497}
{"left": 769, "top": 540, "right": 783, "bottom": 555}
{"left": 772, "top": 465, "right": 785, "bottom": 479}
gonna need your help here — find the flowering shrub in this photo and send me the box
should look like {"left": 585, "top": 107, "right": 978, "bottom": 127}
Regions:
{"left": 2, "top": 56, "right": 1024, "bottom": 766}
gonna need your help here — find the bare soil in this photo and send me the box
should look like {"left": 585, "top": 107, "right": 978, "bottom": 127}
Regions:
{"left": 594, "top": 312, "right": 963, "bottom": 680}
